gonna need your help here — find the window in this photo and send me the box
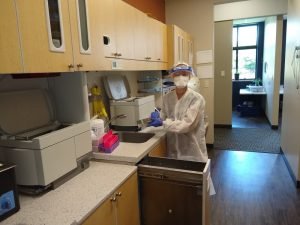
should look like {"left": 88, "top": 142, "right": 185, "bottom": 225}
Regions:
{"left": 232, "top": 23, "right": 264, "bottom": 80}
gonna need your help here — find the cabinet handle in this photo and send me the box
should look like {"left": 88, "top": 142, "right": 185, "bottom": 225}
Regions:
{"left": 157, "top": 58, "right": 161, "bottom": 61}
{"left": 110, "top": 196, "right": 117, "bottom": 202}
{"left": 77, "top": 63, "right": 83, "bottom": 68}
{"left": 116, "top": 192, "right": 122, "bottom": 197}
{"left": 113, "top": 52, "right": 118, "bottom": 57}
{"left": 117, "top": 53, "right": 122, "bottom": 57}
{"left": 148, "top": 57, "right": 151, "bottom": 60}
{"left": 68, "top": 64, "right": 74, "bottom": 69}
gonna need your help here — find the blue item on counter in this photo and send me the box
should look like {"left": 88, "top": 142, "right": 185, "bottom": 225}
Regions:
{"left": 148, "top": 110, "right": 162, "bottom": 127}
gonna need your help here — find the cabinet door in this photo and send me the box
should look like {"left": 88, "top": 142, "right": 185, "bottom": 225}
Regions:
{"left": 114, "top": 0, "right": 135, "bottom": 59}
{"left": 99, "top": 0, "right": 117, "bottom": 58}
{"left": 0, "top": 0, "right": 23, "bottom": 74}
{"left": 116, "top": 172, "right": 140, "bottom": 225}
{"left": 16, "top": 0, "right": 74, "bottom": 73}
{"left": 68, "top": 0, "right": 104, "bottom": 71}
{"left": 184, "top": 32, "right": 193, "bottom": 66}
{"left": 82, "top": 196, "right": 115, "bottom": 225}
{"left": 168, "top": 25, "right": 192, "bottom": 67}
{"left": 151, "top": 19, "right": 168, "bottom": 63}
{"left": 148, "top": 136, "right": 167, "bottom": 157}
{"left": 146, "top": 18, "right": 157, "bottom": 62}
{"left": 159, "top": 22, "right": 168, "bottom": 63}
{"left": 133, "top": 10, "right": 148, "bottom": 61}
{"left": 177, "top": 28, "right": 185, "bottom": 64}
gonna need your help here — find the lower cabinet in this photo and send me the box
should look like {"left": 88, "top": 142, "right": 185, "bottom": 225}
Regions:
{"left": 82, "top": 172, "right": 140, "bottom": 225}
{"left": 148, "top": 136, "right": 167, "bottom": 157}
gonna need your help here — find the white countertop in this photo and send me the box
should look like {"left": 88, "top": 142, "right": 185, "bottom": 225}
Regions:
{"left": 240, "top": 87, "right": 284, "bottom": 95}
{"left": 1, "top": 161, "right": 137, "bottom": 225}
{"left": 239, "top": 88, "right": 266, "bottom": 95}
{"left": 92, "top": 131, "right": 166, "bottom": 164}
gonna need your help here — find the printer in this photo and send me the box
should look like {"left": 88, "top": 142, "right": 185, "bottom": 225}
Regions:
{"left": 0, "top": 89, "right": 91, "bottom": 191}
{"left": 103, "top": 75, "right": 155, "bottom": 131}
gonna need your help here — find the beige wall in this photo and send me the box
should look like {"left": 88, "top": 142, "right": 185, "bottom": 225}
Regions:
{"left": 214, "top": 21, "right": 233, "bottom": 126}
{"left": 262, "top": 16, "right": 282, "bottom": 126}
{"left": 214, "top": 0, "right": 287, "bottom": 22}
{"left": 165, "top": 0, "right": 214, "bottom": 144}
{"left": 281, "top": 0, "right": 300, "bottom": 180}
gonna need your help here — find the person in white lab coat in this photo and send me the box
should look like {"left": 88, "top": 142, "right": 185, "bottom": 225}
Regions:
{"left": 160, "top": 62, "right": 208, "bottom": 162}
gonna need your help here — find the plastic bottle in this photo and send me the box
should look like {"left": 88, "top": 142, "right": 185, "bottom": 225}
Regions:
{"left": 90, "top": 119, "right": 105, "bottom": 151}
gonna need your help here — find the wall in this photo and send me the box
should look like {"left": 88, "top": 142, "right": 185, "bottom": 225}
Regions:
{"left": 86, "top": 71, "right": 163, "bottom": 118}
{"left": 214, "top": 0, "right": 287, "bottom": 22}
{"left": 262, "top": 16, "right": 283, "bottom": 126}
{"left": 123, "top": 0, "right": 165, "bottom": 22}
{"left": 214, "top": 21, "right": 233, "bottom": 126}
{"left": 0, "top": 73, "right": 90, "bottom": 123}
{"left": 0, "top": 75, "right": 48, "bottom": 91}
{"left": 165, "top": 0, "right": 214, "bottom": 144}
{"left": 281, "top": 0, "right": 300, "bottom": 181}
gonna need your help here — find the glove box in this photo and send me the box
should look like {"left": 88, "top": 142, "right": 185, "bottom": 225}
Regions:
{"left": 103, "top": 75, "right": 155, "bottom": 130}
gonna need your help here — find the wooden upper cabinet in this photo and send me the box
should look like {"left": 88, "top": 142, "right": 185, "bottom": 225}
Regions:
{"left": 184, "top": 33, "right": 194, "bottom": 66}
{"left": 0, "top": 0, "right": 23, "bottom": 74}
{"left": 115, "top": 0, "right": 135, "bottom": 60}
{"left": 15, "top": 0, "right": 103, "bottom": 73}
{"left": 167, "top": 25, "right": 193, "bottom": 68}
{"left": 15, "top": 0, "right": 74, "bottom": 73}
{"left": 99, "top": 0, "right": 117, "bottom": 58}
{"left": 133, "top": 13, "right": 168, "bottom": 64}
{"left": 100, "top": 0, "right": 135, "bottom": 60}
{"left": 68, "top": 0, "right": 104, "bottom": 71}
{"left": 152, "top": 19, "right": 168, "bottom": 63}
{"left": 133, "top": 10, "right": 148, "bottom": 61}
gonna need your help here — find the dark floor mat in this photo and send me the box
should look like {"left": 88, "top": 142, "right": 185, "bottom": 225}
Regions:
{"left": 214, "top": 128, "right": 281, "bottom": 153}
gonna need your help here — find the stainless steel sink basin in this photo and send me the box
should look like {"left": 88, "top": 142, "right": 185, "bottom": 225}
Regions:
{"left": 115, "top": 132, "right": 155, "bottom": 143}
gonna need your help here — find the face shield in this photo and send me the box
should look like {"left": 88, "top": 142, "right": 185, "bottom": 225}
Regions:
{"left": 169, "top": 63, "right": 195, "bottom": 88}
{"left": 169, "top": 63, "right": 195, "bottom": 77}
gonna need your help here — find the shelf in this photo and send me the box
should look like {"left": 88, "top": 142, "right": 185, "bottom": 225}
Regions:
{"left": 138, "top": 88, "right": 161, "bottom": 93}
{"left": 137, "top": 78, "right": 160, "bottom": 83}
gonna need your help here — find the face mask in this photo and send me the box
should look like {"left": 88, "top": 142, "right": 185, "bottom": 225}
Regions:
{"left": 174, "top": 75, "right": 189, "bottom": 88}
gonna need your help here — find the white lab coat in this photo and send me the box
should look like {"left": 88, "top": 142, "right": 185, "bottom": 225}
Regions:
{"left": 160, "top": 88, "right": 208, "bottom": 162}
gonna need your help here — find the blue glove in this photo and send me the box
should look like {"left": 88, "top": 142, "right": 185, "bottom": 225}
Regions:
{"left": 148, "top": 110, "right": 162, "bottom": 127}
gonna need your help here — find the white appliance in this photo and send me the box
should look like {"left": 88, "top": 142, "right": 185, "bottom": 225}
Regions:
{"left": 0, "top": 89, "right": 91, "bottom": 188}
{"left": 103, "top": 75, "right": 155, "bottom": 130}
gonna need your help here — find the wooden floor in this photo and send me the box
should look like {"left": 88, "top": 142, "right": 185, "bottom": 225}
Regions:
{"left": 209, "top": 150, "right": 300, "bottom": 225}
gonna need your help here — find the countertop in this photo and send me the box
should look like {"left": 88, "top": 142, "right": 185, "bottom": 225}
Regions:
{"left": 92, "top": 130, "right": 166, "bottom": 164}
{"left": 1, "top": 161, "right": 137, "bottom": 225}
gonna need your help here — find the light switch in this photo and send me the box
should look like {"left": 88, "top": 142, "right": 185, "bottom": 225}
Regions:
{"left": 221, "top": 70, "right": 225, "bottom": 77}
{"left": 204, "top": 80, "right": 209, "bottom": 88}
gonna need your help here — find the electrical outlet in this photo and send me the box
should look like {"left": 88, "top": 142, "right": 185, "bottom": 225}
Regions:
{"left": 221, "top": 70, "right": 225, "bottom": 77}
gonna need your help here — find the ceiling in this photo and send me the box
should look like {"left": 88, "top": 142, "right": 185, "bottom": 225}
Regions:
{"left": 214, "top": 0, "right": 249, "bottom": 5}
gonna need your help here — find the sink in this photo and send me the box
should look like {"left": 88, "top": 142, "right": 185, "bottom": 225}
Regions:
{"left": 115, "top": 132, "right": 155, "bottom": 143}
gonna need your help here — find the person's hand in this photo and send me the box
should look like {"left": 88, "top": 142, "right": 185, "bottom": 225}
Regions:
{"left": 163, "top": 118, "right": 173, "bottom": 129}
{"left": 148, "top": 110, "right": 162, "bottom": 127}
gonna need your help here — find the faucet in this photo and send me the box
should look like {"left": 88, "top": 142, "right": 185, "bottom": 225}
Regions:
{"left": 104, "top": 114, "right": 127, "bottom": 132}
